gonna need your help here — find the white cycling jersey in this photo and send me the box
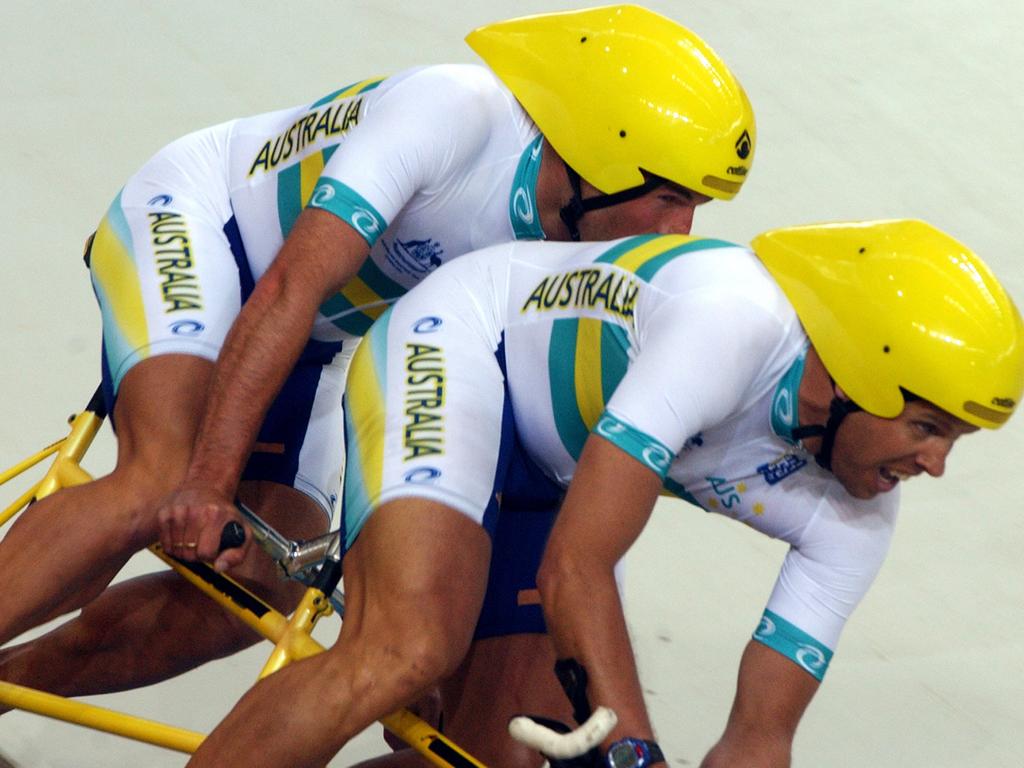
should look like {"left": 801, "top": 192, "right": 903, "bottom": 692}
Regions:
{"left": 343, "top": 234, "right": 899, "bottom": 680}
{"left": 91, "top": 63, "right": 543, "bottom": 385}
{"left": 87, "top": 63, "right": 544, "bottom": 516}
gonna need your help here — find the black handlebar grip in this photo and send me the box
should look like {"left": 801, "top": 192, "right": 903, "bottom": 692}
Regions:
{"left": 219, "top": 521, "right": 246, "bottom": 552}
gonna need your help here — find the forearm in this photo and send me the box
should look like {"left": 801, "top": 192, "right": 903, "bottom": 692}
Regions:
{"left": 537, "top": 434, "right": 664, "bottom": 741}
{"left": 185, "top": 270, "right": 316, "bottom": 494}
{"left": 701, "top": 640, "right": 819, "bottom": 768}
{"left": 185, "top": 209, "right": 369, "bottom": 495}
{"left": 539, "top": 552, "right": 653, "bottom": 740}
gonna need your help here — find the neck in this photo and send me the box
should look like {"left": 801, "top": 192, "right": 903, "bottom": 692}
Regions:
{"left": 796, "top": 346, "right": 835, "bottom": 454}
{"left": 535, "top": 140, "right": 577, "bottom": 241}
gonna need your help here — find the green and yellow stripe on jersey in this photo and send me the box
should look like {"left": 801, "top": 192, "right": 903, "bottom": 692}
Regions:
{"left": 89, "top": 190, "right": 150, "bottom": 386}
{"left": 319, "top": 255, "right": 407, "bottom": 338}
{"left": 548, "top": 234, "right": 735, "bottom": 460}
{"left": 309, "top": 77, "right": 386, "bottom": 109}
{"left": 342, "top": 307, "right": 393, "bottom": 548}
{"left": 594, "top": 232, "right": 736, "bottom": 278}
{"left": 549, "top": 318, "right": 630, "bottom": 460}
{"left": 275, "top": 76, "right": 386, "bottom": 238}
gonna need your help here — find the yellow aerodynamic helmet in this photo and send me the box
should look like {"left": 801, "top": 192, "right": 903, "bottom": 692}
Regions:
{"left": 754, "top": 220, "right": 1024, "bottom": 431}
{"left": 466, "top": 4, "right": 755, "bottom": 203}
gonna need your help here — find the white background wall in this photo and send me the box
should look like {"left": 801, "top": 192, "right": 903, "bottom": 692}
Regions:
{"left": 1, "top": 1, "right": 1021, "bottom": 765}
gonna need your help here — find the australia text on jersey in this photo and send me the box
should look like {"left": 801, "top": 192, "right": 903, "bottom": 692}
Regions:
{"left": 521, "top": 266, "right": 640, "bottom": 325}
{"left": 248, "top": 98, "right": 364, "bottom": 176}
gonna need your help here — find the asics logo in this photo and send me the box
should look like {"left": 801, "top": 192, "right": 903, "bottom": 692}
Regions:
{"left": 351, "top": 209, "right": 382, "bottom": 239}
{"left": 773, "top": 388, "right": 794, "bottom": 426}
{"left": 413, "top": 316, "right": 443, "bottom": 334}
{"left": 641, "top": 444, "right": 672, "bottom": 473}
{"left": 755, "top": 616, "right": 776, "bottom": 639}
{"left": 796, "top": 645, "right": 827, "bottom": 673}
{"left": 512, "top": 188, "right": 535, "bottom": 225}
{"left": 404, "top": 467, "right": 442, "bottom": 483}
{"left": 147, "top": 194, "right": 173, "bottom": 207}
{"left": 311, "top": 184, "right": 335, "bottom": 206}
{"left": 169, "top": 320, "right": 205, "bottom": 336}
{"left": 595, "top": 417, "right": 627, "bottom": 439}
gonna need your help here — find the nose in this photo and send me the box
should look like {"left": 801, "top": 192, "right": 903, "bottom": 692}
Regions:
{"left": 657, "top": 204, "right": 696, "bottom": 235}
{"left": 916, "top": 439, "right": 952, "bottom": 477}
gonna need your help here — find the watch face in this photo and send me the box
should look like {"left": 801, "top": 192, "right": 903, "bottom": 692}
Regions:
{"left": 608, "top": 742, "right": 640, "bottom": 768}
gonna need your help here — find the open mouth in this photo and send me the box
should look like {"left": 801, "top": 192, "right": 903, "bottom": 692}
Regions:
{"left": 878, "top": 466, "right": 912, "bottom": 490}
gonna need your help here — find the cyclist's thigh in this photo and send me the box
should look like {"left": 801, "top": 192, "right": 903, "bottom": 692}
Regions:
{"left": 107, "top": 354, "right": 215, "bottom": 473}
{"left": 341, "top": 298, "right": 508, "bottom": 551}
{"left": 440, "top": 634, "right": 571, "bottom": 766}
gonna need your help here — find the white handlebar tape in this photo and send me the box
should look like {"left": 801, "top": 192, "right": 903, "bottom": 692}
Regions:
{"left": 508, "top": 706, "right": 618, "bottom": 760}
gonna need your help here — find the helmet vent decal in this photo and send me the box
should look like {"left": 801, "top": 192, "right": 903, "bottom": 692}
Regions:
{"left": 964, "top": 400, "right": 1012, "bottom": 425}
{"left": 702, "top": 175, "right": 741, "bottom": 195}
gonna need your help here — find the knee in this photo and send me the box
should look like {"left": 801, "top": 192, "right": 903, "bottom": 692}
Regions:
{"left": 339, "top": 617, "right": 471, "bottom": 710}
{"left": 88, "top": 461, "right": 188, "bottom": 548}
{"left": 388, "top": 628, "right": 468, "bottom": 695}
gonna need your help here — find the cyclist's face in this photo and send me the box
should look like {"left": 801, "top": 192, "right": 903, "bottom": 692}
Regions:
{"left": 577, "top": 182, "right": 711, "bottom": 240}
{"left": 828, "top": 400, "right": 978, "bottom": 499}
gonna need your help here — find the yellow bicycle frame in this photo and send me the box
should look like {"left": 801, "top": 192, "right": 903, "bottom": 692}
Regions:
{"left": 0, "top": 392, "right": 487, "bottom": 767}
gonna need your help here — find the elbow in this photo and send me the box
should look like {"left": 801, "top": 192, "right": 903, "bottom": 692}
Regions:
{"left": 536, "top": 543, "right": 588, "bottom": 610}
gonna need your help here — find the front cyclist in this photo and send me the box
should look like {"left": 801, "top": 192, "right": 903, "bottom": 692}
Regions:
{"left": 185, "top": 221, "right": 1020, "bottom": 766}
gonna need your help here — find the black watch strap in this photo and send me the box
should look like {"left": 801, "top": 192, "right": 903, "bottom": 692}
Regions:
{"left": 645, "top": 741, "right": 665, "bottom": 764}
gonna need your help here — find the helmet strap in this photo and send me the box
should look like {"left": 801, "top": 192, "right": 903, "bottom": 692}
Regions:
{"left": 558, "top": 162, "right": 665, "bottom": 242}
{"left": 791, "top": 392, "right": 862, "bottom": 471}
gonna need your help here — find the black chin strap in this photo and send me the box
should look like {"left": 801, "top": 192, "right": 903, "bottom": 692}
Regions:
{"left": 792, "top": 395, "right": 863, "bottom": 471}
{"left": 559, "top": 163, "right": 665, "bottom": 241}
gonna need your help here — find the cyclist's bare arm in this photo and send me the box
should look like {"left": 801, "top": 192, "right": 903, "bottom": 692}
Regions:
{"left": 158, "top": 209, "right": 367, "bottom": 570}
{"left": 700, "top": 640, "right": 819, "bottom": 767}
{"left": 538, "top": 433, "right": 663, "bottom": 745}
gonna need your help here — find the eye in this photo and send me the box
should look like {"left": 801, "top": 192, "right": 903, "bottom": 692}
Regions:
{"left": 658, "top": 191, "right": 692, "bottom": 207}
{"left": 913, "top": 420, "right": 940, "bottom": 437}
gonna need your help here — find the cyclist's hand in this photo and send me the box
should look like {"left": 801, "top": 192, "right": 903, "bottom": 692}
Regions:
{"left": 157, "top": 486, "right": 250, "bottom": 572}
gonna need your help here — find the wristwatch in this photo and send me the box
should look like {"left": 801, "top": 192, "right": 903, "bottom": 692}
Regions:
{"left": 605, "top": 737, "right": 665, "bottom": 767}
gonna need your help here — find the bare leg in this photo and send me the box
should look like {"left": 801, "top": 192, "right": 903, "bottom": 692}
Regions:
{"left": 438, "top": 634, "right": 570, "bottom": 767}
{"left": 355, "top": 633, "right": 571, "bottom": 768}
{"left": 0, "top": 481, "right": 325, "bottom": 697}
{"left": 188, "top": 499, "right": 491, "bottom": 768}
{"left": 0, "top": 356, "right": 213, "bottom": 642}
{"left": 0, "top": 356, "right": 327, "bottom": 699}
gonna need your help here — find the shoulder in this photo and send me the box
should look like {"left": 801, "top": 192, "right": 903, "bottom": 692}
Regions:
{"left": 799, "top": 478, "right": 900, "bottom": 561}
{"left": 377, "top": 63, "right": 514, "bottom": 114}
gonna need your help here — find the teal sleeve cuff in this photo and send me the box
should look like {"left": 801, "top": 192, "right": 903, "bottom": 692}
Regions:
{"left": 594, "top": 411, "right": 674, "bottom": 479}
{"left": 308, "top": 178, "right": 388, "bottom": 246}
{"left": 753, "top": 609, "right": 833, "bottom": 682}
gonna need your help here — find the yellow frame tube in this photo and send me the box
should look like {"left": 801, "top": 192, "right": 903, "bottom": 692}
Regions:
{"left": 0, "top": 680, "right": 203, "bottom": 753}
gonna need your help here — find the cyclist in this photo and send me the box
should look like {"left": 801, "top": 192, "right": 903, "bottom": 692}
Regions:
{"left": 0, "top": 5, "right": 754, "bottom": 763}
{"left": 183, "top": 221, "right": 1021, "bottom": 766}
